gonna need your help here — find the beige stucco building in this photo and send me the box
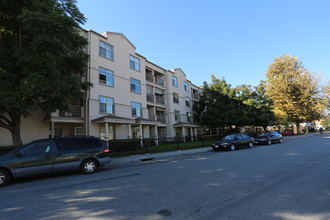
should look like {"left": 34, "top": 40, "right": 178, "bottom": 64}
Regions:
{"left": 0, "top": 29, "right": 202, "bottom": 146}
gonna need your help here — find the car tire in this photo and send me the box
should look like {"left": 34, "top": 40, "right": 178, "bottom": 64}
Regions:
{"left": 267, "top": 139, "right": 272, "bottom": 145}
{"left": 248, "top": 142, "right": 254, "bottom": 148}
{"left": 230, "top": 144, "right": 235, "bottom": 151}
{"left": 81, "top": 159, "right": 98, "bottom": 174}
{"left": 279, "top": 138, "right": 283, "bottom": 144}
{"left": 0, "top": 168, "right": 11, "bottom": 187}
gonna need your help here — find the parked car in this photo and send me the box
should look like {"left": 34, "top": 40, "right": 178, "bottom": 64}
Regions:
{"left": 212, "top": 133, "right": 254, "bottom": 151}
{"left": 254, "top": 131, "right": 283, "bottom": 145}
{"left": 0, "top": 136, "right": 111, "bottom": 187}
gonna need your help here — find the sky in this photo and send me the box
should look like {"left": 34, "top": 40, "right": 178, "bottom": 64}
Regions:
{"left": 76, "top": 0, "right": 330, "bottom": 87}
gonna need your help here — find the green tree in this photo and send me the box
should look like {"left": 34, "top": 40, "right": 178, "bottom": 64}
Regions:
{"left": 265, "top": 55, "right": 324, "bottom": 133}
{"left": 0, "top": 0, "right": 90, "bottom": 145}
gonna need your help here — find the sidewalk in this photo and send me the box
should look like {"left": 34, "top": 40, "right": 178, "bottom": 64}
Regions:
{"left": 110, "top": 132, "right": 323, "bottom": 167}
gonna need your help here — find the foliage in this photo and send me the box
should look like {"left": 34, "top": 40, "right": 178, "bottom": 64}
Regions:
{"left": 194, "top": 75, "right": 275, "bottom": 132}
{"left": 321, "top": 114, "right": 330, "bottom": 129}
{"left": 265, "top": 54, "right": 325, "bottom": 132}
{"left": 0, "top": 0, "right": 90, "bottom": 145}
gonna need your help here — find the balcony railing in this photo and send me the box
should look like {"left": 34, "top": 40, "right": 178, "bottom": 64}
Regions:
{"left": 147, "top": 93, "right": 154, "bottom": 102}
{"left": 155, "top": 78, "right": 164, "bottom": 87}
{"left": 58, "top": 105, "right": 82, "bottom": 118}
{"left": 156, "top": 96, "right": 165, "bottom": 105}
{"left": 192, "top": 93, "right": 199, "bottom": 100}
{"left": 148, "top": 114, "right": 156, "bottom": 120}
{"left": 157, "top": 115, "right": 166, "bottom": 123}
{"left": 146, "top": 74, "right": 153, "bottom": 82}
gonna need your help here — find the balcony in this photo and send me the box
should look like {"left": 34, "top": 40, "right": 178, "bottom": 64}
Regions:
{"left": 156, "top": 96, "right": 165, "bottom": 105}
{"left": 192, "top": 93, "right": 199, "bottom": 100}
{"left": 157, "top": 115, "right": 166, "bottom": 123}
{"left": 155, "top": 77, "right": 164, "bottom": 87}
{"left": 58, "top": 105, "right": 83, "bottom": 118}
{"left": 148, "top": 114, "right": 156, "bottom": 120}
{"left": 147, "top": 93, "right": 154, "bottom": 102}
{"left": 146, "top": 74, "right": 153, "bottom": 82}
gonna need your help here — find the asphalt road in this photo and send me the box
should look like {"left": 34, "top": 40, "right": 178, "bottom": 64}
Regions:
{"left": 1, "top": 134, "right": 330, "bottom": 220}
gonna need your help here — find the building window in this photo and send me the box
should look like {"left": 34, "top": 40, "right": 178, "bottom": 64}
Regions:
{"left": 172, "top": 76, "right": 178, "bottom": 87}
{"left": 99, "top": 67, "right": 114, "bottom": 86}
{"left": 54, "top": 128, "right": 62, "bottom": 137}
{"left": 184, "top": 81, "right": 189, "bottom": 92}
{"left": 185, "top": 97, "right": 190, "bottom": 107}
{"left": 99, "top": 96, "right": 113, "bottom": 114}
{"left": 174, "top": 110, "right": 180, "bottom": 121}
{"left": 131, "top": 102, "right": 141, "bottom": 117}
{"left": 187, "top": 112, "right": 192, "bottom": 123}
{"left": 173, "top": 93, "right": 179, "bottom": 103}
{"left": 99, "top": 41, "right": 113, "bottom": 60}
{"left": 99, "top": 124, "right": 115, "bottom": 141}
{"left": 130, "top": 78, "right": 141, "bottom": 94}
{"left": 130, "top": 55, "right": 140, "bottom": 71}
{"left": 175, "top": 128, "right": 182, "bottom": 137}
{"left": 132, "top": 126, "right": 140, "bottom": 139}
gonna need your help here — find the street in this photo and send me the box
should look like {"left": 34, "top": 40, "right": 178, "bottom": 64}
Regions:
{"left": 1, "top": 134, "right": 330, "bottom": 220}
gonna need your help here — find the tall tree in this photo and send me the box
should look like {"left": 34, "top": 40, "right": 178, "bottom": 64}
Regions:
{"left": 265, "top": 55, "right": 324, "bottom": 133}
{"left": 0, "top": 0, "right": 90, "bottom": 145}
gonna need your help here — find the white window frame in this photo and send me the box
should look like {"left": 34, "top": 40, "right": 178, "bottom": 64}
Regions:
{"left": 99, "top": 41, "right": 113, "bottom": 60}
{"left": 99, "top": 67, "right": 114, "bottom": 87}
{"left": 130, "top": 55, "right": 140, "bottom": 71}
{"left": 184, "top": 81, "right": 189, "bottom": 92}
{"left": 173, "top": 93, "right": 179, "bottom": 104}
{"left": 172, "top": 76, "right": 178, "bottom": 87}
{"left": 131, "top": 102, "right": 142, "bottom": 117}
{"left": 130, "top": 78, "right": 141, "bottom": 94}
{"left": 99, "top": 96, "right": 114, "bottom": 114}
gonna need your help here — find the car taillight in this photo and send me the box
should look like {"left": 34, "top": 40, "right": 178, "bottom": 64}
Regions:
{"left": 103, "top": 148, "right": 109, "bottom": 153}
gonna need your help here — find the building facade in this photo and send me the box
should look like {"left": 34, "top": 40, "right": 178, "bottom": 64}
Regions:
{"left": 0, "top": 29, "right": 202, "bottom": 146}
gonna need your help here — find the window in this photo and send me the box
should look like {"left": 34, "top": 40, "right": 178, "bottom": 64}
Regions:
{"left": 130, "top": 78, "right": 141, "bottom": 94}
{"left": 172, "top": 76, "right": 178, "bottom": 87}
{"left": 131, "top": 102, "right": 141, "bottom": 117}
{"left": 175, "top": 128, "right": 182, "bottom": 137}
{"left": 185, "top": 97, "right": 190, "bottom": 107}
{"left": 99, "top": 41, "right": 113, "bottom": 60}
{"left": 99, "top": 67, "right": 113, "bottom": 86}
{"left": 132, "top": 126, "right": 140, "bottom": 139}
{"left": 187, "top": 112, "right": 192, "bottom": 122}
{"left": 173, "top": 93, "right": 179, "bottom": 103}
{"left": 21, "top": 141, "right": 52, "bottom": 155}
{"left": 174, "top": 110, "right": 180, "bottom": 121}
{"left": 184, "top": 81, "right": 189, "bottom": 92}
{"left": 99, "top": 96, "right": 114, "bottom": 114}
{"left": 130, "top": 55, "right": 140, "bottom": 71}
{"left": 99, "top": 124, "right": 115, "bottom": 141}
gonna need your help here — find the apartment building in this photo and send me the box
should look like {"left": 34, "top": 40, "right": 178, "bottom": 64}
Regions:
{"left": 0, "top": 29, "right": 202, "bottom": 146}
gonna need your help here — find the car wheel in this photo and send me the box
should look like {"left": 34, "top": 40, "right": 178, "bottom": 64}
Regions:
{"left": 230, "top": 144, "right": 235, "bottom": 151}
{"left": 267, "top": 139, "right": 272, "bottom": 145}
{"left": 0, "top": 168, "right": 11, "bottom": 187}
{"left": 81, "top": 159, "right": 98, "bottom": 174}
{"left": 279, "top": 138, "right": 283, "bottom": 144}
{"left": 248, "top": 142, "right": 254, "bottom": 148}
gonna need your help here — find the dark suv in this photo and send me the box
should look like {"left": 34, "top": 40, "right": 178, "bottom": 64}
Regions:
{"left": 0, "top": 136, "right": 111, "bottom": 187}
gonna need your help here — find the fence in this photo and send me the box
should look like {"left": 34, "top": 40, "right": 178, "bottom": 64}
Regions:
{"left": 107, "top": 134, "right": 227, "bottom": 157}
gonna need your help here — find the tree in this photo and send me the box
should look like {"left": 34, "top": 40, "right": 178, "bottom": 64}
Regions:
{"left": 194, "top": 75, "right": 275, "bottom": 133}
{"left": 0, "top": 0, "right": 90, "bottom": 145}
{"left": 265, "top": 55, "right": 324, "bottom": 133}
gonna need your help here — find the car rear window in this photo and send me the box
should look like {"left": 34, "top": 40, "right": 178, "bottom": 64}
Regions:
{"left": 54, "top": 138, "right": 102, "bottom": 151}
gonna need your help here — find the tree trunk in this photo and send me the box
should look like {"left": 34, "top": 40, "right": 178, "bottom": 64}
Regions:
{"left": 10, "top": 125, "right": 22, "bottom": 146}
{"left": 296, "top": 122, "right": 301, "bottom": 134}
{"left": 262, "top": 125, "right": 268, "bottom": 132}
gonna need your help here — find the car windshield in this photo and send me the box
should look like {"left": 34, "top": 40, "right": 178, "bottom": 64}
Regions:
{"left": 258, "top": 132, "right": 271, "bottom": 137}
{"left": 224, "top": 135, "right": 236, "bottom": 140}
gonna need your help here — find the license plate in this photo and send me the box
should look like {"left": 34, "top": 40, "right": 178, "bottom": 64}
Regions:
{"left": 215, "top": 145, "right": 219, "bottom": 148}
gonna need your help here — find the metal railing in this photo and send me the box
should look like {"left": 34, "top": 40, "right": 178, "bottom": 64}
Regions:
{"left": 147, "top": 93, "right": 154, "bottom": 102}
{"left": 58, "top": 105, "right": 82, "bottom": 118}
{"left": 156, "top": 96, "right": 165, "bottom": 105}
{"left": 146, "top": 74, "right": 153, "bottom": 82}
{"left": 155, "top": 78, "right": 164, "bottom": 86}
